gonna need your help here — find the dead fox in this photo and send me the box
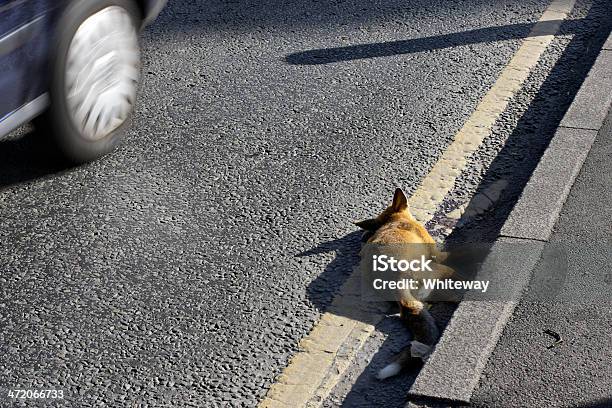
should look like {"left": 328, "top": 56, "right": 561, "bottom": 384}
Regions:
{"left": 355, "top": 188, "right": 455, "bottom": 379}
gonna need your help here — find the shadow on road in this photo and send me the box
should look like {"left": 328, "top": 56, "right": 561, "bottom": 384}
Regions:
{"left": 298, "top": 1, "right": 612, "bottom": 406}
{"left": 575, "top": 398, "right": 612, "bottom": 408}
{"left": 286, "top": 19, "right": 577, "bottom": 65}
{"left": 298, "top": 229, "right": 458, "bottom": 407}
{"left": 298, "top": 231, "right": 362, "bottom": 310}
{"left": 0, "top": 128, "right": 74, "bottom": 190}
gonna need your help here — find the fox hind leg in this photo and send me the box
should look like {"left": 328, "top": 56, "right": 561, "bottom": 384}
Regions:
{"left": 377, "top": 300, "right": 439, "bottom": 380}
{"left": 398, "top": 299, "right": 439, "bottom": 346}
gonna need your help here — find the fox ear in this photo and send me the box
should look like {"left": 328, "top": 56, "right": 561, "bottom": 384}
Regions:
{"left": 391, "top": 188, "right": 408, "bottom": 212}
{"left": 354, "top": 218, "right": 379, "bottom": 231}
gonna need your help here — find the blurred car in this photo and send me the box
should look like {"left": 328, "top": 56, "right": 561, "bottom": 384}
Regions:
{"left": 0, "top": 0, "right": 166, "bottom": 162}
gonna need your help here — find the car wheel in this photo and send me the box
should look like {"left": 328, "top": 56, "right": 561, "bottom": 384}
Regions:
{"left": 46, "top": 0, "right": 141, "bottom": 163}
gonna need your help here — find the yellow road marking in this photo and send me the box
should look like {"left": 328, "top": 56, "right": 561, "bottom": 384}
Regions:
{"left": 259, "top": 1, "right": 575, "bottom": 406}
{"left": 408, "top": 0, "right": 575, "bottom": 222}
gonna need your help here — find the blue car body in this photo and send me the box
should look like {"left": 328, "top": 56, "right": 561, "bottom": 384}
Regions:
{"left": 0, "top": 0, "right": 166, "bottom": 139}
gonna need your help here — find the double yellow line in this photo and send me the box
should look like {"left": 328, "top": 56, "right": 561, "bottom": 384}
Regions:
{"left": 260, "top": 1, "right": 576, "bottom": 406}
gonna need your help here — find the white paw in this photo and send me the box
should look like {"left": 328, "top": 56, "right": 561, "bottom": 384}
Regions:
{"left": 376, "top": 362, "right": 401, "bottom": 380}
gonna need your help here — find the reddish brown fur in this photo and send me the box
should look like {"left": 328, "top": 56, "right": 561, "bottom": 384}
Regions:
{"left": 356, "top": 188, "right": 455, "bottom": 376}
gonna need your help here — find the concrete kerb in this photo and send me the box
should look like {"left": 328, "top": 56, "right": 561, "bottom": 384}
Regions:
{"left": 406, "top": 30, "right": 612, "bottom": 406}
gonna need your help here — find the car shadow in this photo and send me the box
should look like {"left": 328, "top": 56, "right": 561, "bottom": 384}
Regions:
{"left": 297, "top": 1, "right": 612, "bottom": 406}
{"left": 0, "top": 127, "right": 74, "bottom": 190}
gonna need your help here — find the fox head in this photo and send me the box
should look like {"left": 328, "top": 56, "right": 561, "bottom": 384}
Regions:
{"left": 355, "top": 188, "right": 415, "bottom": 232}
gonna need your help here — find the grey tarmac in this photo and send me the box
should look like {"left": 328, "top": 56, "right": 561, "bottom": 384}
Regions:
{"left": 0, "top": 0, "right": 610, "bottom": 407}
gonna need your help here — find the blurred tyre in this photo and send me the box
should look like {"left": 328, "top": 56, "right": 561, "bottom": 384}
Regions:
{"left": 45, "top": 0, "right": 141, "bottom": 163}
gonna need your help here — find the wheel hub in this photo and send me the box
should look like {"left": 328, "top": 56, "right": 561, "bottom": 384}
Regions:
{"left": 65, "top": 6, "right": 140, "bottom": 141}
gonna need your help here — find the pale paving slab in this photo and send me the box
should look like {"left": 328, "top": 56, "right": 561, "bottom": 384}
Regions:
{"left": 500, "top": 127, "right": 598, "bottom": 241}
{"left": 408, "top": 238, "right": 544, "bottom": 403}
{"left": 559, "top": 50, "right": 612, "bottom": 130}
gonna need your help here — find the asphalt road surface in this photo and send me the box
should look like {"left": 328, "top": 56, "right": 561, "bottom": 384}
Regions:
{"left": 0, "top": 0, "right": 610, "bottom": 407}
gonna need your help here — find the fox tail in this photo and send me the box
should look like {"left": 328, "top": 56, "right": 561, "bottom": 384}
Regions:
{"left": 376, "top": 307, "right": 438, "bottom": 380}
